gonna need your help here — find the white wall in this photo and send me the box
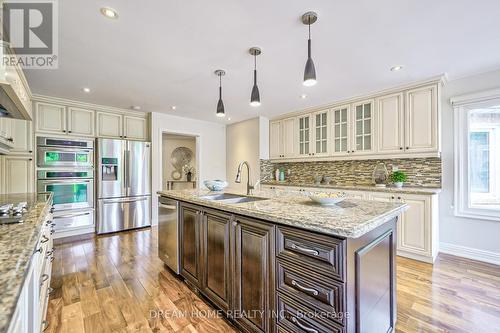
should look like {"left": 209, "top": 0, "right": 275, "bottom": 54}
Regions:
{"left": 440, "top": 69, "right": 500, "bottom": 256}
{"left": 226, "top": 116, "right": 269, "bottom": 192}
{"left": 162, "top": 134, "right": 197, "bottom": 189}
{"left": 152, "top": 112, "right": 226, "bottom": 224}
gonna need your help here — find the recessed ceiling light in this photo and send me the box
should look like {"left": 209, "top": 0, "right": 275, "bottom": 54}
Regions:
{"left": 171, "top": 106, "right": 177, "bottom": 110}
{"left": 390, "top": 65, "right": 403, "bottom": 72}
{"left": 82, "top": 87, "right": 90, "bottom": 93}
{"left": 100, "top": 7, "right": 118, "bottom": 19}
{"left": 131, "top": 105, "right": 141, "bottom": 111}
{"left": 300, "top": 94, "right": 307, "bottom": 99}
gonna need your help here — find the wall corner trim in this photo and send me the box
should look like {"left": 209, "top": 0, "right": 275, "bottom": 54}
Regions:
{"left": 439, "top": 242, "right": 500, "bottom": 266}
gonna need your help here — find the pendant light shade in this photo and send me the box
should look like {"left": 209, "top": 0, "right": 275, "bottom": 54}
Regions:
{"left": 302, "top": 12, "right": 318, "bottom": 87}
{"left": 214, "top": 70, "right": 226, "bottom": 117}
{"left": 249, "top": 47, "right": 262, "bottom": 107}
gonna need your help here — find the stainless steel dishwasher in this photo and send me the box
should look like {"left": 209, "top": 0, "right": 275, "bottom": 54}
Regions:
{"left": 158, "top": 196, "right": 180, "bottom": 274}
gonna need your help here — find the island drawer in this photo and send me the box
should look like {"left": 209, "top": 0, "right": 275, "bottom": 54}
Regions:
{"left": 277, "top": 259, "right": 345, "bottom": 326}
{"left": 277, "top": 293, "right": 345, "bottom": 333}
{"left": 277, "top": 226, "right": 345, "bottom": 281}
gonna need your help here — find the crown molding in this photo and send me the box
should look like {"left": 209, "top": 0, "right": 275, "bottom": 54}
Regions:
{"left": 31, "top": 93, "right": 148, "bottom": 116}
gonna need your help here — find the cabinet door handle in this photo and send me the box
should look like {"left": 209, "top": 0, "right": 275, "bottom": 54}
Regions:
{"left": 291, "top": 243, "right": 319, "bottom": 256}
{"left": 406, "top": 147, "right": 409, "bottom": 150}
{"left": 42, "top": 320, "right": 49, "bottom": 331}
{"left": 68, "top": 130, "right": 72, "bottom": 133}
{"left": 41, "top": 274, "right": 49, "bottom": 283}
{"left": 40, "top": 235, "right": 49, "bottom": 243}
{"left": 399, "top": 147, "right": 403, "bottom": 150}
{"left": 34, "top": 247, "right": 42, "bottom": 254}
{"left": 291, "top": 316, "right": 318, "bottom": 333}
{"left": 7, "top": 137, "right": 13, "bottom": 142}
{"left": 391, "top": 196, "right": 395, "bottom": 199}
{"left": 397, "top": 196, "right": 401, "bottom": 200}
{"left": 291, "top": 280, "right": 319, "bottom": 296}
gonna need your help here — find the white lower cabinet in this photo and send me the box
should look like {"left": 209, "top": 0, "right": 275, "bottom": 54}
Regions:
{"left": 8, "top": 211, "right": 54, "bottom": 333}
{"left": 0, "top": 155, "right": 34, "bottom": 194}
{"left": 262, "top": 184, "right": 439, "bottom": 263}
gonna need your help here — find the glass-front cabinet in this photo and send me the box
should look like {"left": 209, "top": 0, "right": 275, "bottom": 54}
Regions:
{"left": 313, "top": 110, "right": 329, "bottom": 156}
{"left": 297, "top": 115, "right": 311, "bottom": 156}
{"left": 352, "top": 100, "right": 375, "bottom": 154}
{"left": 332, "top": 105, "right": 350, "bottom": 156}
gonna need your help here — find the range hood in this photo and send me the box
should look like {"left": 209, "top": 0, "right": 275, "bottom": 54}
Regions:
{"left": 0, "top": 77, "right": 32, "bottom": 120}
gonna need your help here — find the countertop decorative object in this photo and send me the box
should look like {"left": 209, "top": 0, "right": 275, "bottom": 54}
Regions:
{"left": 308, "top": 191, "right": 346, "bottom": 205}
{"left": 372, "top": 162, "right": 389, "bottom": 187}
{"left": 261, "top": 180, "right": 441, "bottom": 195}
{"left": 158, "top": 188, "right": 407, "bottom": 238}
{"left": 0, "top": 192, "right": 53, "bottom": 333}
{"left": 203, "top": 180, "right": 228, "bottom": 191}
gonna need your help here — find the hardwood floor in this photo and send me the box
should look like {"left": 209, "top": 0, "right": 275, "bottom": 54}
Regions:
{"left": 45, "top": 227, "right": 500, "bottom": 333}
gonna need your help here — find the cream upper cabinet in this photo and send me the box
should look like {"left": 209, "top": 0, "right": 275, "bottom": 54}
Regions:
{"left": 96, "top": 112, "right": 123, "bottom": 138}
{"left": 35, "top": 102, "right": 66, "bottom": 134}
{"left": 297, "top": 114, "right": 312, "bottom": 157}
{"left": 1, "top": 155, "right": 34, "bottom": 194}
{"left": 405, "top": 84, "right": 438, "bottom": 153}
{"left": 312, "top": 110, "right": 329, "bottom": 156}
{"left": 352, "top": 100, "right": 375, "bottom": 155}
{"left": 269, "top": 120, "right": 283, "bottom": 159}
{"left": 123, "top": 115, "right": 148, "bottom": 140}
{"left": 282, "top": 117, "right": 297, "bottom": 158}
{"left": 377, "top": 93, "right": 404, "bottom": 154}
{"left": 9, "top": 119, "right": 32, "bottom": 153}
{"left": 67, "top": 107, "right": 95, "bottom": 137}
{"left": 0, "top": 118, "right": 32, "bottom": 153}
{"left": 332, "top": 105, "right": 350, "bottom": 156}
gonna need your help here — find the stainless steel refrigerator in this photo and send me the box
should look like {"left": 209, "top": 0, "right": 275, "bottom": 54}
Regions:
{"left": 96, "top": 138, "right": 151, "bottom": 234}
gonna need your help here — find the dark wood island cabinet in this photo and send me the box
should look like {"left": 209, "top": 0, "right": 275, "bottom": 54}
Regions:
{"left": 174, "top": 199, "right": 399, "bottom": 333}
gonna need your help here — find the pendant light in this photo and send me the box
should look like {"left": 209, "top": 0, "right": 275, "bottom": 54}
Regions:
{"left": 302, "top": 11, "right": 318, "bottom": 87}
{"left": 249, "top": 47, "right": 261, "bottom": 107}
{"left": 214, "top": 69, "right": 226, "bottom": 117}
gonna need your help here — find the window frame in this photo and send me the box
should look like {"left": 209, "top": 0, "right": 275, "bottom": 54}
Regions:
{"left": 453, "top": 90, "right": 500, "bottom": 221}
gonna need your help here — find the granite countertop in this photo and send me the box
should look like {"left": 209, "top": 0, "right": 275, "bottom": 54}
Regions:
{"left": 0, "top": 192, "right": 53, "bottom": 333}
{"left": 158, "top": 188, "right": 407, "bottom": 239}
{"left": 261, "top": 181, "right": 441, "bottom": 195}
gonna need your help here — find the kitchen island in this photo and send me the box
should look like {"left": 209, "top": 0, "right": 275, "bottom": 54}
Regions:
{"left": 158, "top": 189, "right": 407, "bottom": 333}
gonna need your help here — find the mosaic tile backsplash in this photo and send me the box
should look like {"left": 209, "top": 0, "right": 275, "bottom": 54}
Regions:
{"left": 260, "top": 158, "right": 442, "bottom": 187}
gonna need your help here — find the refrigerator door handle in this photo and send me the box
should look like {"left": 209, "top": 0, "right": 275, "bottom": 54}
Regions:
{"left": 102, "top": 197, "right": 149, "bottom": 204}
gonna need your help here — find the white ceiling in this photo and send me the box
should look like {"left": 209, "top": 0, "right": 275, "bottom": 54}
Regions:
{"left": 25, "top": 0, "right": 500, "bottom": 123}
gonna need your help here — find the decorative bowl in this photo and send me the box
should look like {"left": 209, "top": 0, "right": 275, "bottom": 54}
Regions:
{"left": 308, "top": 191, "right": 346, "bottom": 205}
{"left": 204, "top": 180, "right": 228, "bottom": 191}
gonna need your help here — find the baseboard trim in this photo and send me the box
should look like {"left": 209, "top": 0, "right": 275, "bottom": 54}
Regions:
{"left": 439, "top": 242, "right": 500, "bottom": 266}
{"left": 397, "top": 250, "right": 436, "bottom": 264}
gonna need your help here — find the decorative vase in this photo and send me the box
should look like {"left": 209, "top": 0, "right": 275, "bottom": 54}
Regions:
{"left": 394, "top": 182, "right": 403, "bottom": 188}
{"left": 372, "top": 163, "right": 389, "bottom": 187}
{"left": 186, "top": 172, "right": 192, "bottom": 182}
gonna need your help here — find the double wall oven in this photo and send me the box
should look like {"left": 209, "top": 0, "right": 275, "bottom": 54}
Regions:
{"left": 36, "top": 137, "right": 95, "bottom": 236}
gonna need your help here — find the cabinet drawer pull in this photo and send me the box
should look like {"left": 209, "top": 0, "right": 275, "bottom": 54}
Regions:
{"left": 46, "top": 250, "right": 53, "bottom": 257}
{"left": 291, "top": 243, "right": 319, "bottom": 256}
{"left": 291, "top": 280, "right": 319, "bottom": 296}
{"left": 42, "top": 320, "right": 49, "bottom": 331}
{"left": 34, "top": 247, "right": 42, "bottom": 254}
{"left": 291, "top": 316, "right": 318, "bottom": 333}
{"left": 41, "top": 274, "right": 49, "bottom": 283}
{"left": 41, "top": 235, "right": 49, "bottom": 243}
{"left": 51, "top": 256, "right": 55, "bottom": 262}
{"left": 48, "top": 287, "right": 54, "bottom": 294}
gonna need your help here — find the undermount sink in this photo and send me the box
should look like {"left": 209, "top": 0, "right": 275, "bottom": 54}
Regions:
{"left": 199, "top": 193, "right": 268, "bottom": 204}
